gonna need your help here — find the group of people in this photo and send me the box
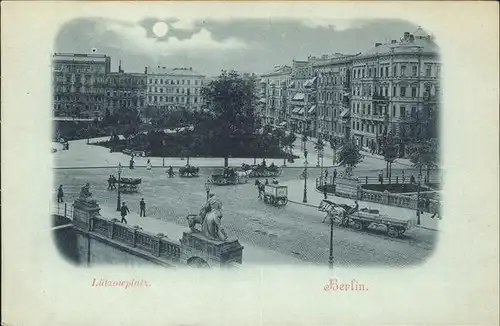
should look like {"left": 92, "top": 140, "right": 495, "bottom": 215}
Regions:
{"left": 118, "top": 198, "right": 147, "bottom": 224}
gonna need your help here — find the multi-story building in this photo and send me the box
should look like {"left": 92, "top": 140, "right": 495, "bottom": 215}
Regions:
{"left": 52, "top": 53, "right": 110, "bottom": 118}
{"left": 349, "top": 27, "right": 440, "bottom": 156}
{"left": 145, "top": 66, "right": 206, "bottom": 112}
{"left": 312, "top": 53, "right": 360, "bottom": 142}
{"left": 104, "top": 62, "right": 147, "bottom": 116}
{"left": 289, "top": 59, "right": 317, "bottom": 137}
{"left": 258, "top": 65, "right": 292, "bottom": 128}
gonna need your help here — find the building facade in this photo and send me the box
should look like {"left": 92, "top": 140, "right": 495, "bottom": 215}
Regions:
{"left": 349, "top": 27, "right": 440, "bottom": 156}
{"left": 258, "top": 65, "right": 292, "bottom": 128}
{"left": 145, "top": 66, "right": 206, "bottom": 112}
{"left": 52, "top": 53, "right": 111, "bottom": 118}
{"left": 104, "top": 63, "right": 147, "bottom": 116}
{"left": 289, "top": 59, "right": 317, "bottom": 137}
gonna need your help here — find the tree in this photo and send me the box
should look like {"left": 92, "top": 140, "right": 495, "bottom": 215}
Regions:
{"left": 382, "top": 133, "right": 398, "bottom": 181}
{"left": 329, "top": 137, "right": 340, "bottom": 165}
{"left": 201, "top": 70, "right": 258, "bottom": 167}
{"left": 409, "top": 138, "right": 438, "bottom": 182}
{"left": 281, "top": 132, "right": 297, "bottom": 165}
{"left": 313, "top": 138, "right": 325, "bottom": 167}
{"left": 337, "top": 139, "right": 363, "bottom": 176}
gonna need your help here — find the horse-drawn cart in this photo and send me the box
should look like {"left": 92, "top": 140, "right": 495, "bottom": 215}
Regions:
{"left": 118, "top": 177, "right": 142, "bottom": 193}
{"left": 242, "top": 163, "right": 282, "bottom": 178}
{"left": 263, "top": 184, "right": 288, "bottom": 206}
{"left": 318, "top": 200, "right": 416, "bottom": 238}
{"left": 179, "top": 165, "right": 199, "bottom": 177}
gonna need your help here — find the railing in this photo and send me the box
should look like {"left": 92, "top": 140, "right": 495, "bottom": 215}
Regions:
{"left": 51, "top": 202, "right": 74, "bottom": 219}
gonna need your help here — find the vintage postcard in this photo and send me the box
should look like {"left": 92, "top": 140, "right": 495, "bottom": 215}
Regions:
{"left": 1, "top": 1, "right": 499, "bottom": 326}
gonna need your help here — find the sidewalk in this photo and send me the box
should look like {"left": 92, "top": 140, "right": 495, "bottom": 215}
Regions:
{"left": 54, "top": 138, "right": 308, "bottom": 169}
{"left": 98, "top": 204, "right": 306, "bottom": 266}
{"left": 282, "top": 178, "right": 440, "bottom": 231}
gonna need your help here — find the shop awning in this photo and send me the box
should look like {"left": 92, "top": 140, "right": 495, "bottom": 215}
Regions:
{"left": 298, "top": 108, "right": 305, "bottom": 115}
{"left": 340, "top": 108, "right": 350, "bottom": 118}
{"left": 279, "top": 121, "right": 287, "bottom": 126}
{"left": 308, "top": 105, "right": 316, "bottom": 114}
{"left": 292, "top": 107, "right": 301, "bottom": 114}
{"left": 292, "top": 93, "right": 305, "bottom": 101}
{"left": 258, "top": 98, "right": 266, "bottom": 104}
{"left": 289, "top": 81, "right": 295, "bottom": 88}
{"left": 304, "top": 77, "right": 317, "bottom": 88}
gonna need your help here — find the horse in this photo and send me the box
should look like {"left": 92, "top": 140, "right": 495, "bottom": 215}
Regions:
{"left": 236, "top": 170, "right": 251, "bottom": 180}
{"left": 318, "top": 199, "right": 349, "bottom": 224}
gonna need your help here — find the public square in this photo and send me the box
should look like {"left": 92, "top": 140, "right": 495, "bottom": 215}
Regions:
{"left": 53, "top": 138, "right": 438, "bottom": 267}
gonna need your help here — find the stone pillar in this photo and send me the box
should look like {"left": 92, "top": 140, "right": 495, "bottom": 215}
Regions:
{"left": 180, "top": 232, "right": 244, "bottom": 268}
{"left": 72, "top": 198, "right": 101, "bottom": 231}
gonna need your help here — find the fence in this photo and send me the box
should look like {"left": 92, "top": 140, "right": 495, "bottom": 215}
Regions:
{"left": 51, "top": 202, "right": 74, "bottom": 219}
{"left": 315, "top": 177, "right": 441, "bottom": 214}
{"left": 317, "top": 173, "right": 441, "bottom": 187}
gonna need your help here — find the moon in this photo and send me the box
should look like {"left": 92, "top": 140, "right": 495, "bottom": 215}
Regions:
{"left": 152, "top": 22, "right": 169, "bottom": 38}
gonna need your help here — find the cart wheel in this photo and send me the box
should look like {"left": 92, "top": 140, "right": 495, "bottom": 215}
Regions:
{"left": 387, "top": 227, "right": 399, "bottom": 238}
{"left": 283, "top": 197, "right": 288, "bottom": 205}
{"left": 352, "top": 220, "right": 362, "bottom": 230}
{"left": 397, "top": 228, "right": 405, "bottom": 236}
{"left": 264, "top": 196, "right": 268, "bottom": 204}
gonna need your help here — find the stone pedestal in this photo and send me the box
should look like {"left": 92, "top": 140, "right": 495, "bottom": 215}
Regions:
{"left": 180, "top": 231, "right": 244, "bottom": 268}
{"left": 73, "top": 198, "right": 101, "bottom": 231}
{"left": 334, "top": 177, "right": 360, "bottom": 199}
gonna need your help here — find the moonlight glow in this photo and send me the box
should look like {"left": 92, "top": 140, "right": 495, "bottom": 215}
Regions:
{"left": 152, "top": 22, "right": 169, "bottom": 38}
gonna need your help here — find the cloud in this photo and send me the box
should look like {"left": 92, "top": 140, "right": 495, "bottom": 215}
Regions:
{"left": 101, "top": 21, "right": 246, "bottom": 57}
{"left": 170, "top": 19, "right": 199, "bottom": 30}
{"left": 301, "top": 19, "right": 364, "bottom": 31}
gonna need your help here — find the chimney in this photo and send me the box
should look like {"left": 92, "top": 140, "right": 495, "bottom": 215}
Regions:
{"left": 409, "top": 34, "right": 415, "bottom": 42}
{"left": 404, "top": 32, "right": 410, "bottom": 40}
{"left": 144, "top": 66, "right": 148, "bottom": 74}
{"left": 391, "top": 39, "right": 397, "bottom": 44}
{"left": 375, "top": 42, "right": 382, "bottom": 47}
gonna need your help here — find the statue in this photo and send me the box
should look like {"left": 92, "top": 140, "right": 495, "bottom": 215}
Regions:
{"left": 186, "top": 194, "right": 228, "bottom": 242}
{"left": 78, "top": 183, "right": 97, "bottom": 205}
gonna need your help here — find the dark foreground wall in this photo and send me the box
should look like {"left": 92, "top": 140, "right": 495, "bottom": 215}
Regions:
{"left": 52, "top": 225, "right": 171, "bottom": 267}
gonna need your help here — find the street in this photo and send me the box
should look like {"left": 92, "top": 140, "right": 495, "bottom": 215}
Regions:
{"left": 54, "top": 143, "right": 437, "bottom": 266}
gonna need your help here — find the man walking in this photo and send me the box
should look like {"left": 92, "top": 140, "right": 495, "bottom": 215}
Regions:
{"left": 57, "top": 185, "right": 64, "bottom": 203}
{"left": 120, "top": 202, "right": 130, "bottom": 224}
{"left": 139, "top": 198, "right": 146, "bottom": 217}
{"left": 333, "top": 169, "right": 337, "bottom": 181}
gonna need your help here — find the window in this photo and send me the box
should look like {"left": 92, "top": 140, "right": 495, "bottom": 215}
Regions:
{"left": 426, "top": 65, "right": 432, "bottom": 77}
{"left": 400, "top": 106, "right": 406, "bottom": 117}
{"left": 362, "top": 104, "right": 365, "bottom": 115}
{"left": 176, "top": 88, "right": 179, "bottom": 94}
{"left": 411, "top": 87, "right": 417, "bottom": 97}
{"left": 187, "top": 80, "right": 190, "bottom": 85}
{"left": 411, "top": 107, "right": 417, "bottom": 117}
{"left": 155, "top": 79, "right": 158, "bottom": 84}
{"left": 400, "top": 86, "right": 406, "bottom": 97}
{"left": 401, "top": 65, "right": 406, "bottom": 76}
{"left": 154, "top": 95, "right": 158, "bottom": 102}
{"left": 385, "top": 67, "right": 389, "bottom": 77}
{"left": 177, "top": 80, "right": 179, "bottom": 85}
{"left": 392, "top": 105, "right": 396, "bottom": 117}
{"left": 182, "top": 80, "right": 185, "bottom": 85}
{"left": 380, "top": 67, "right": 383, "bottom": 77}
{"left": 160, "top": 79, "right": 163, "bottom": 84}
{"left": 412, "top": 66, "right": 418, "bottom": 76}
{"left": 392, "top": 86, "right": 397, "bottom": 97}
{"left": 367, "top": 104, "right": 371, "bottom": 115}
{"left": 357, "top": 122, "right": 360, "bottom": 130}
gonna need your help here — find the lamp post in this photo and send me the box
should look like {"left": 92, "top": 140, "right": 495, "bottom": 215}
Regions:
{"left": 303, "top": 152, "right": 308, "bottom": 203}
{"left": 205, "top": 179, "right": 211, "bottom": 201}
{"left": 116, "top": 163, "right": 122, "bottom": 211}
{"left": 416, "top": 173, "right": 422, "bottom": 225}
{"left": 328, "top": 215, "right": 334, "bottom": 269}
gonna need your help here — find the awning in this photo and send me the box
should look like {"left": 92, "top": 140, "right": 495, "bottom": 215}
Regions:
{"left": 340, "top": 108, "right": 350, "bottom": 118}
{"left": 298, "top": 108, "right": 305, "bottom": 115}
{"left": 259, "top": 98, "right": 266, "bottom": 103}
{"left": 279, "top": 121, "right": 287, "bottom": 126}
{"left": 292, "top": 93, "right": 305, "bottom": 101}
{"left": 289, "top": 81, "right": 295, "bottom": 88}
{"left": 343, "top": 92, "right": 350, "bottom": 96}
{"left": 308, "top": 105, "right": 316, "bottom": 114}
{"left": 304, "top": 77, "right": 317, "bottom": 88}
{"left": 292, "top": 107, "right": 301, "bottom": 114}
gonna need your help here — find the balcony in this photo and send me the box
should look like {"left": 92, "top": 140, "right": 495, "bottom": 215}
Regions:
{"left": 371, "top": 93, "right": 389, "bottom": 102}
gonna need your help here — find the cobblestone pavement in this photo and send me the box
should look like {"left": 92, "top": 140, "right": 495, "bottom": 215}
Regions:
{"left": 54, "top": 166, "right": 437, "bottom": 267}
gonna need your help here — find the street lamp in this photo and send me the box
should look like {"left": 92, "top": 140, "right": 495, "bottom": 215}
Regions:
{"left": 116, "top": 163, "right": 122, "bottom": 211}
{"left": 205, "top": 179, "right": 211, "bottom": 201}
{"left": 303, "top": 155, "right": 308, "bottom": 203}
{"left": 416, "top": 173, "right": 422, "bottom": 225}
{"left": 328, "top": 215, "right": 334, "bottom": 269}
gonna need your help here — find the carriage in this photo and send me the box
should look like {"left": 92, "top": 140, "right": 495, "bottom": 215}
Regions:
{"left": 179, "top": 165, "right": 199, "bottom": 177}
{"left": 318, "top": 200, "right": 416, "bottom": 238}
{"left": 118, "top": 177, "right": 142, "bottom": 193}
{"left": 211, "top": 173, "right": 248, "bottom": 185}
{"left": 243, "top": 164, "right": 282, "bottom": 178}
{"left": 263, "top": 184, "right": 288, "bottom": 206}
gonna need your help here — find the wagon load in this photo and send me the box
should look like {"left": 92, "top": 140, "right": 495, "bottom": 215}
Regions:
{"left": 263, "top": 184, "right": 288, "bottom": 206}
{"left": 179, "top": 165, "right": 199, "bottom": 177}
{"left": 118, "top": 177, "right": 142, "bottom": 193}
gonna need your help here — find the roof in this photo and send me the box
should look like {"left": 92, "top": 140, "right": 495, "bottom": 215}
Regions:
{"left": 147, "top": 66, "right": 205, "bottom": 77}
{"left": 361, "top": 37, "right": 438, "bottom": 57}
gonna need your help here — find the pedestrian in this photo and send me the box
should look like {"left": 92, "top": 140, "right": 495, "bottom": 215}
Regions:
{"left": 146, "top": 159, "right": 152, "bottom": 171}
{"left": 378, "top": 170, "right": 384, "bottom": 184}
{"left": 323, "top": 184, "right": 328, "bottom": 199}
{"left": 410, "top": 175, "right": 415, "bottom": 184}
{"left": 333, "top": 169, "right": 337, "bottom": 180}
{"left": 57, "top": 185, "right": 64, "bottom": 203}
{"left": 325, "top": 169, "right": 329, "bottom": 179}
{"left": 107, "top": 175, "right": 113, "bottom": 190}
{"left": 129, "top": 157, "right": 135, "bottom": 169}
{"left": 265, "top": 178, "right": 269, "bottom": 185}
{"left": 139, "top": 198, "right": 146, "bottom": 217}
{"left": 120, "top": 202, "right": 130, "bottom": 224}
{"left": 255, "top": 179, "right": 262, "bottom": 199}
